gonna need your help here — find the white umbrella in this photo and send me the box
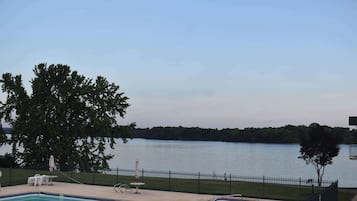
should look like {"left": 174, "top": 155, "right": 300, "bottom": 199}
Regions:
{"left": 49, "top": 155, "right": 55, "bottom": 172}
{"left": 135, "top": 159, "right": 139, "bottom": 179}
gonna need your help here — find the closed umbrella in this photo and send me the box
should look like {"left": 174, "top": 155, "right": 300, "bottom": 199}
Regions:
{"left": 49, "top": 155, "right": 55, "bottom": 173}
{"left": 135, "top": 159, "right": 139, "bottom": 179}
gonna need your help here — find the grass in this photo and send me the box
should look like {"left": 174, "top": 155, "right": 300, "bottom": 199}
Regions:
{"left": 338, "top": 189, "right": 357, "bottom": 201}
{"left": 0, "top": 168, "right": 354, "bottom": 201}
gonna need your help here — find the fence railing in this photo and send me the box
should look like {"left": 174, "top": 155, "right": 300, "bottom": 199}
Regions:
{"left": 305, "top": 181, "right": 338, "bottom": 201}
{"left": 0, "top": 167, "right": 336, "bottom": 201}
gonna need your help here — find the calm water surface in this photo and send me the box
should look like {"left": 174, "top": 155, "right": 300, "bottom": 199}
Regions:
{"left": 1, "top": 138, "right": 355, "bottom": 187}
{"left": 108, "top": 139, "right": 356, "bottom": 187}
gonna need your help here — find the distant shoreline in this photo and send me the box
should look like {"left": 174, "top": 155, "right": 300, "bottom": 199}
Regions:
{"left": 130, "top": 125, "right": 357, "bottom": 144}
{"left": 129, "top": 136, "right": 355, "bottom": 145}
{"left": 3, "top": 125, "right": 357, "bottom": 144}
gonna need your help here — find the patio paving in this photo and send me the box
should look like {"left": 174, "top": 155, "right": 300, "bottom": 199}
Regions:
{"left": 0, "top": 182, "right": 215, "bottom": 201}
{"left": 0, "top": 182, "right": 278, "bottom": 201}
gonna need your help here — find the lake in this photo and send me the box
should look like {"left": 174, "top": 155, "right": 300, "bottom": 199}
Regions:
{"left": 1, "top": 138, "right": 356, "bottom": 187}
{"left": 107, "top": 139, "right": 356, "bottom": 187}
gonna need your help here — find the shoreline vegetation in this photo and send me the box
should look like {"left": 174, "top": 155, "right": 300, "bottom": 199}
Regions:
{"left": 132, "top": 125, "right": 357, "bottom": 144}
{"left": 3, "top": 125, "right": 357, "bottom": 144}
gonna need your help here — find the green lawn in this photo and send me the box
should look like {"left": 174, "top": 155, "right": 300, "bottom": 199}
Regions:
{"left": 0, "top": 168, "right": 354, "bottom": 201}
{"left": 338, "top": 189, "right": 357, "bottom": 201}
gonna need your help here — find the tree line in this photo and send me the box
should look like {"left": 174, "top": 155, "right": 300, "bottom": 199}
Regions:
{"left": 3, "top": 125, "right": 356, "bottom": 144}
{"left": 132, "top": 125, "right": 357, "bottom": 144}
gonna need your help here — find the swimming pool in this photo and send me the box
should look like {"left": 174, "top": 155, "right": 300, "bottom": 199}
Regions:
{"left": 0, "top": 193, "right": 110, "bottom": 201}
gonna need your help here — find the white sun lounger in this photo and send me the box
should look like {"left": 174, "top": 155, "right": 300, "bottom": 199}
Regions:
{"left": 28, "top": 174, "right": 44, "bottom": 186}
{"left": 28, "top": 174, "right": 56, "bottom": 186}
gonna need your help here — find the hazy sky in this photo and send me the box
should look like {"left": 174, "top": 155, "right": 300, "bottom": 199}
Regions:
{"left": 0, "top": 0, "right": 356, "bottom": 128}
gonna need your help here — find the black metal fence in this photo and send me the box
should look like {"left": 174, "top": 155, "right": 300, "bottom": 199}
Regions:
{"left": 0, "top": 167, "right": 337, "bottom": 201}
{"left": 305, "top": 181, "right": 338, "bottom": 201}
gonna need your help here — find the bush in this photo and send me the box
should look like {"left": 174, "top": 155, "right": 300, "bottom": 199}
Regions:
{"left": 0, "top": 153, "right": 19, "bottom": 168}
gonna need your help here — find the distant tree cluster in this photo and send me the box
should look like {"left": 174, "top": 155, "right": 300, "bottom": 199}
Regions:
{"left": 132, "top": 125, "right": 355, "bottom": 144}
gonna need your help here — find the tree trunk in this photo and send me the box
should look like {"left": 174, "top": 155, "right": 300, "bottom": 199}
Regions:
{"left": 316, "top": 165, "right": 325, "bottom": 190}
{"left": 11, "top": 135, "right": 17, "bottom": 157}
{"left": 317, "top": 167, "right": 321, "bottom": 190}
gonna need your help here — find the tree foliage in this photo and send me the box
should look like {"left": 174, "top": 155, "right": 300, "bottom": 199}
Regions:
{"left": 0, "top": 63, "right": 132, "bottom": 171}
{"left": 0, "top": 153, "right": 19, "bottom": 168}
{"left": 298, "top": 123, "right": 343, "bottom": 187}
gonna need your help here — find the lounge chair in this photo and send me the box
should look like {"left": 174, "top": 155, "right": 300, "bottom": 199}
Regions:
{"left": 113, "top": 183, "right": 131, "bottom": 193}
{"left": 28, "top": 174, "right": 44, "bottom": 186}
{"left": 27, "top": 174, "right": 52, "bottom": 186}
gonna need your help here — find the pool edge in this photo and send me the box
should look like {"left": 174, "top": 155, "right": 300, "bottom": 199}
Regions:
{"left": 0, "top": 192, "right": 120, "bottom": 201}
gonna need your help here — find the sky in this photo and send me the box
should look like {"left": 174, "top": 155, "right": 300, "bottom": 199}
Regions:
{"left": 0, "top": 0, "right": 357, "bottom": 129}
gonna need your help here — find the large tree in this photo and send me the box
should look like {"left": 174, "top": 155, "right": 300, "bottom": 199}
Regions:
{"left": 0, "top": 63, "right": 132, "bottom": 171}
{"left": 299, "top": 123, "right": 343, "bottom": 188}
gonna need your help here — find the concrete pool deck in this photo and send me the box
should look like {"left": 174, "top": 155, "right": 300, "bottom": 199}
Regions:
{"left": 0, "top": 182, "right": 273, "bottom": 201}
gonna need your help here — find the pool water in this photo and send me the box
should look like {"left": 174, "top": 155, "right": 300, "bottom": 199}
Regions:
{"left": 0, "top": 194, "right": 100, "bottom": 201}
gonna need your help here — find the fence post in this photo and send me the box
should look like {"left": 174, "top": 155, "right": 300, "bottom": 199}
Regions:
{"left": 116, "top": 168, "right": 119, "bottom": 184}
{"left": 70, "top": 171, "right": 73, "bottom": 183}
{"left": 92, "top": 172, "right": 95, "bottom": 184}
{"left": 229, "top": 173, "right": 232, "bottom": 194}
{"left": 299, "top": 177, "right": 301, "bottom": 201}
{"left": 198, "top": 172, "right": 200, "bottom": 193}
{"left": 262, "top": 176, "right": 265, "bottom": 197}
{"left": 169, "top": 170, "right": 171, "bottom": 191}
{"left": 141, "top": 169, "right": 144, "bottom": 183}
{"left": 9, "top": 167, "right": 12, "bottom": 186}
{"left": 334, "top": 180, "right": 338, "bottom": 201}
